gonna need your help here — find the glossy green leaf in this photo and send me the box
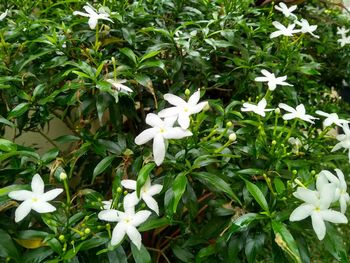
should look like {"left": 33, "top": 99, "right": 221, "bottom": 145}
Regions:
{"left": 131, "top": 243, "right": 151, "bottom": 263}
{"left": 92, "top": 156, "right": 116, "bottom": 183}
{"left": 245, "top": 180, "right": 269, "bottom": 213}
{"left": 172, "top": 172, "right": 187, "bottom": 213}
{"left": 8, "top": 102, "right": 29, "bottom": 119}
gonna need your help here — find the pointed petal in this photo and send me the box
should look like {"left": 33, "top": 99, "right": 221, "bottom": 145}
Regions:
{"left": 126, "top": 225, "right": 142, "bottom": 250}
{"left": 158, "top": 107, "right": 179, "bottom": 118}
{"left": 272, "top": 21, "right": 285, "bottom": 30}
{"left": 315, "top": 110, "right": 329, "bottom": 117}
{"left": 8, "top": 190, "right": 33, "bottom": 201}
{"left": 189, "top": 101, "right": 207, "bottom": 114}
{"left": 145, "top": 113, "right": 163, "bottom": 127}
{"left": 164, "top": 94, "right": 186, "bottom": 107}
{"left": 177, "top": 113, "right": 190, "bottom": 129}
{"left": 98, "top": 209, "right": 121, "bottom": 222}
{"left": 142, "top": 194, "right": 159, "bottom": 215}
{"left": 111, "top": 223, "right": 126, "bottom": 246}
{"left": 73, "top": 11, "right": 90, "bottom": 17}
{"left": 121, "top": 180, "right": 137, "bottom": 190}
{"left": 270, "top": 31, "right": 282, "bottom": 39}
{"left": 31, "top": 174, "right": 45, "bottom": 194}
{"left": 282, "top": 113, "right": 297, "bottom": 120}
{"left": 147, "top": 184, "right": 163, "bottom": 196}
{"left": 163, "top": 127, "right": 192, "bottom": 139}
{"left": 134, "top": 128, "right": 157, "bottom": 145}
{"left": 14, "top": 200, "right": 32, "bottom": 222}
{"left": 188, "top": 90, "right": 200, "bottom": 105}
{"left": 32, "top": 201, "right": 56, "bottom": 213}
{"left": 289, "top": 204, "right": 314, "bottom": 221}
{"left": 293, "top": 188, "right": 318, "bottom": 204}
{"left": 340, "top": 195, "right": 348, "bottom": 214}
{"left": 278, "top": 103, "right": 295, "bottom": 113}
{"left": 41, "top": 188, "right": 63, "bottom": 201}
{"left": 88, "top": 17, "right": 98, "bottom": 29}
{"left": 311, "top": 212, "right": 326, "bottom": 240}
{"left": 164, "top": 116, "right": 178, "bottom": 127}
{"left": 132, "top": 210, "right": 152, "bottom": 226}
{"left": 124, "top": 192, "right": 140, "bottom": 210}
{"left": 153, "top": 134, "right": 165, "bottom": 166}
{"left": 83, "top": 5, "right": 97, "bottom": 15}
{"left": 255, "top": 77, "right": 269, "bottom": 82}
{"left": 319, "top": 185, "right": 336, "bottom": 209}
{"left": 320, "top": 210, "right": 348, "bottom": 224}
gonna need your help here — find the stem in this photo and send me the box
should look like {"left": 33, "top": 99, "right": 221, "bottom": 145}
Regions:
{"left": 63, "top": 178, "right": 71, "bottom": 205}
{"left": 282, "top": 119, "right": 298, "bottom": 144}
{"left": 94, "top": 24, "right": 99, "bottom": 52}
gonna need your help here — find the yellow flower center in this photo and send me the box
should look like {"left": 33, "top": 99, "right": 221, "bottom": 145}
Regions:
{"left": 124, "top": 218, "right": 131, "bottom": 224}
{"left": 184, "top": 107, "right": 189, "bottom": 112}
{"left": 160, "top": 128, "right": 165, "bottom": 133}
{"left": 32, "top": 197, "right": 38, "bottom": 202}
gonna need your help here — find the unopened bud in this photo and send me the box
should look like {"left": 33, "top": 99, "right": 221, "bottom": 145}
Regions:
{"left": 124, "top": 190, "right": 128, "bottom": 196}
{"left": 84, "top": 228, "right": 91, "bottom": 235}
{"left": 229, "top": 132, "right": 237, "bottom": 141}
{"left": 226, "top": 121, "right": 233, "bottom": 128}
{"left": 292, "top": 170, "right": 298, "bottom": 175}
{"left": 203, "top": 102, "right": 210, "bottom": 111}
{"left": 117, "top": 187, "right": 122, "bottom": 193}
{"left": 271, "top": 140, "right": 277, "bottom": 145}
{"left": 311, "top": 170, "right": 316, "bottom": 175}
{"left": 59, "top": 172, "right": 67, "bottom": 180}
{"left": 185, "top": 89, "right": 191, "bottom": 96}
{"left": 111, "top": 57, "right": 116, "bottom": 64}
{"left": 274, "top": 108, "right": 280, "bottom": 114}
{"left": 58, "top": 235, "right": 65, "bottom": 242}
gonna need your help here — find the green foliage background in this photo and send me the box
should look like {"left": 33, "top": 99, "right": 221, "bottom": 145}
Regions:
{"left": 1, "top": 0, "right": 350, "bottom": 262}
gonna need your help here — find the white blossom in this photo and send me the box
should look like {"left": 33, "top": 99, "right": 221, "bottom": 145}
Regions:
{"left": 278, "top": 103, "right": 317, "bottom": 123}
{"left": 270, "top": 21, "right": 300, "bottom": 38}
{"left": 331, "top": 124, "right": 350, "bottom": 163}
{"left": 315, "top": 110, "right": 348, "bottom": 127}
{"left": 274, "top": 3, "right": 297, "bottom": 19}
{"left": 295, "top": 19, "right": 319, "bottom": 38}
{"left": 73, "top": 3, "right": 113, "bottom": 29}
{"left": 106, "top": 79, "right": 133, "bottom": 94}
{"left": 254, "top": 69, "right": 293, "bottom": 91}
{"left": 8, "top": 174, "right": 63, "bottom": 222}
{"left": 0, "top": 9, "right": 8, "bottom": 21}
{"left": 241, "top": 98, "right": 273, "bottom": 117}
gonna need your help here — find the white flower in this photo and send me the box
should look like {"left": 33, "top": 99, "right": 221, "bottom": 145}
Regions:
{"left": 274, "top": 3, "right": 297, "bottom": 19}
{"left": 278, "top": 103, "right": 317, "bottom": 123}
{"left": 8, "top": 174, "right": 63, "bottom": 222}
{"left": 317, "top": 169, "right": 350, "bottom": 213}
{"left": 241, "top": 98, "right": 273, "bottom": 117}
{"left": 102, "top": 200, "right": 113, "bottom": 209}
{"left": 288, "top": 137, "right": 302, "bottom": 154}
{"left": 270, "top": 21, "right": 300, "bottom": 38}
{"left": 135, "top": 113, "right": 192, "bottom": 166}
{"left": 332, "top": 124, "right": 350, "bottom": 162}
{"left": 121, "top": 177, "right": 163, "bottom": 215}
{"left": 295, "top": 19, "right": 319, "bottom": 38}
{"left": 158, "top": 89, "right": 208, "bottom": 129}
{"left": 315, "top": 110, "right": 348, "bottom": 127}
{"left": 337, "top": 35, "right": 350, "bottom": 47}
{"left": 337, "top": 27, "right": 349, "bottom": 37}
{"left": 254, "top": 69, "right": 293, "bottom": 91}
{"left": 98, "top": 196, "right": 151, "bottom": 249}
{"left": 106, "top": 79, "right": 133, "bottom": 94}
{"left": 289, "top": 185, "right": 348, "bottom": 240}
{"left": 73, "top": 3, "right": 113, "bottom": 29}
{"left": 0, "top": 9, "right": 8, "bottom": 21}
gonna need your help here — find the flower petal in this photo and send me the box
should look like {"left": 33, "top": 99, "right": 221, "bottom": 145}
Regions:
{"left": 293, "top": 188, "right": 318, "bottom": 205}
{"left": 98, "top": 209, "right": 121, "bottom": 222}
{"left": 111, "top": 223, "right": 126, "bottom": 246}
{"left": 153, "top": 134, "right": 166, "bottom": 166}
{"left": 32, "top": 201, "right": 56, "bottom": 213}
{"left": 31, "top": 174, "right": 45, "bottom": 194}
{"left": 142, "top": 194, "right": 159, "bottom": 215}
{"left": 15, "top": 200, "right": 32, "bottom": 222}
{"left": 145, "top": 113, "right": 163, "bottom": 127}
{"left": 311, "top": 212, "right": 326, "bottom": 240}
{"left": 8, "top": 190, "right": 33, "bottom": 201}
{"left": 132, "top": 210, "right": 152, "bottom": 226}
{"left": 188, "top": 90, "right": 200, "bottom": 106}
{"left": 164, "top": 94, "right": 186, "bottom": 107}
{"left": 73, "top": 11, "right": 90, "bottom": 17}
{"left": 134, "top": 128, "right": 157, "bottom": 145}
{"left": 177, "top": 113, "right": 190, "bottom": 129}
{"left": 164, "top": 127, "right": 192, "bottom": 139}
{"left": 158, "top": 107, "right": 179, "bottom": 118}
{"left": 278, "top": 103, "right": 295, "bottom": 113}
{"left": 41, "top": 188, "right": 63, "bottom": 201}
{"left": 121, "top": 180, "right": 137, "bottom": 190}
{"left": 126, "top": 225, "right": 142, "bottom": 250}
{"left": 189, "top": 101, "right": 207, "bottom": 115}
{"left": 320, "top": 210, "right": 348, "bottom": 224}
{"left": 289, "top": 203, "right": 314, "bottom": 221}
{"left": 88, "top": 17, "right": 98, "bottom": 29}
{"left": 147, "top": 184, "right": 163, "bottom": 196}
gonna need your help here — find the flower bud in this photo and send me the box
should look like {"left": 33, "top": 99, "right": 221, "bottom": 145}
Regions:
{"left": 229, "top": 132, "right": 237, "bottom": 142}
{"left": 185, "top": 89, "right": 191, "bottom": 96}
{"left": 271, "top": 140, "right": 277, "bottom": 145}
{"left": 203, "top": 102, "right": 210, "bottom": 111}
{"left": 59, "top": 172, "right": 67, "bottom": 181}
{"left": 117, "top": 187, "right": 122, "bottom": 193}
{"left": 274, "top": 108, "right": 280, "bottom": 114}
{"left": 226, "top": 121, "right": 233, "bottom": 128}
{"left": 311, "top": 170, "right": 316, "bottom": 175}
{"left": 123, "top": 190, "right": 128, "bottom": 196}
{"left": 292, "top": 170, "right": 297, "bottom": 175}
{"left": 84, "top": 228, "right": 91, "bottom": 235}
{"left": 111, "top": 57, "right": 116, "bottom": 64}
{"left": 58, "top": 235, "right": 65, "bottom": 242}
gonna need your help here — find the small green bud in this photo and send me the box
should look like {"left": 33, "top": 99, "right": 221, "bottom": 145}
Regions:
{"left": 229, "top": 132, "right": 237, "bottom": 141}
{"left": 124, "top": 190, "right": 128, "bottom": 196}
{"left": 283, "top": 120, "right": 288, "bottom": 125}
{"left": 84, "top": 228, "right": 91, "bottom": 235}
{"left": 271, "top": 140, "right": 277, "bottom": 145}
{"left": 71, "top": 240, "right": 75, "bottom": 245}
{"left": 106, "top": 223, "right": 111, "bottom": 230}
{"left": 292, "top": 170, "right": 298, "bottom": 175}
{"left": 117, "top": 187, "right": 123, "bottom": 193}
{"left": 311, "top": 170, "right": 316, "bottom": 175}
{"left": 111, "top": 57, "right": 116, "bottom": 64}
{"left": 280, "top": 143, "right": 285, "bottom": 147}
{"left": 58, "top": 235, "right": 65, "bottom": 242}
{"left": 226, "top": 121, "right": 233, "bottom": 127}
{"left": 82, "top": 223, "right": 86, "bottom": 227}
{"left": 203, "top": 102, "right": 210, "bottom": 111}
{"left": 274, "top": 108, "right": 280, "bottom": 114}
{"left": 97, "top": 198, "right": 102, "bottom": 202}
{"left": 59, "top": 172, "right": 67, "bottom": 180}
{"left": 185, "top": 89, "right": 191, "bottom": 96}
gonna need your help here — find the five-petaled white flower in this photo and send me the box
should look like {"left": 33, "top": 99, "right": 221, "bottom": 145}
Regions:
{"left": 295, "top": 19, "right": 319, "bottom": 38}
{"left": 331, "top": 124, "right": 350, "bottom": 162}
{"left": 315, "top": 110, "right": 348, "bottom": 127}
{"left": 274, "top": 3, "right": 297, "bottom": 19}
{"left": 317, "top": 169, "right": 350, "bottom": 214}
{"left": 337, "top": 27, "right": 349, "bottom": 37}
{"left": 135, "top": 113, "right": 192, "bottom": 166}
{"left": 8, "top": 174, "right": 63, "bottom": 222}
{"left": 289, "top": 185, "right": 348, "bottom": 240}
{"left": 254, "top": 69, "right": 293, "bottom": 91}
{"left": 241, "top": 98, "right": 273, "bottom": 117}
{"left": 73, "top": 3, "right": 113, "bottom": 29}
{"left": 121, "top": 177, "right": 163, "bottom": 215}
{"left": 158, "top": 89, "right": 208, "bottom": 129}
{"left": 98, "top": 195, "right": 151, "bottom": 249}
{"left": 337, "top": 35, "right": 350, "bottom": 47}
{"left": 106, "top": 79, "right": 133, "bottom": 94}
{"left": 278, "top": 103, "right": 317, "bottom": 123}
{"left": 270, "top": 21, "right": 300, "bottom": 38}
{"left": 0, "top": 9, "right": 8, "bottom": 21}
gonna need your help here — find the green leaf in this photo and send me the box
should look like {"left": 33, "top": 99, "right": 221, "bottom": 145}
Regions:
{"left": 92, "top": 156, "right": 116, "bottom": 183}
{"left": 32, "top": 84, "right": 46, "bottom": 99}
{"left": 131, "top": 243, "right": 151, "bottom": 263}
{"left": 271, "top": 220, "right": 301, "bottom": 263}
{"left": 245, "top": 180, "right": 269, "bottom": 213}
{"left": 0, "top": 184, "right": 27, "bottom": 196}
{"left": 120, "top": 47, "right": 138, "bottom": 65}
{"left": 139, "top": 217, "right": 170, "bottom": 232}
{"left": 8, "top": 102, "right": 29, "bottom": 119}
{"left": 0, "top": 139, "right": 17, "bottom": 152}
{"left": 323, "top": 224, "right": 349, "bottom": 263}
{"left": 41, "top": 148, "right": 59, "bottom": 163}
{"left": 140, "top": 50, "right": 161, "bottom": 62}
{"left": 54, "top": 135, "right": 80, "bottom": 144}
{"left": 172, "top": 172, "right": 187, "bottom": 213}
{"left": 0, "top": 116, "right": 16, "bottom": 127}
{"left": 0, "top": 229, "right": 20, "bottom": 261}
{"left": 137, "top": 163, "right": 156, "bottom": 197}
{"left": 273, "top": 178, "right": 285, "bottom": 195}
{"left": 138, "top": 60, "right": 165, "bottom": 71}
